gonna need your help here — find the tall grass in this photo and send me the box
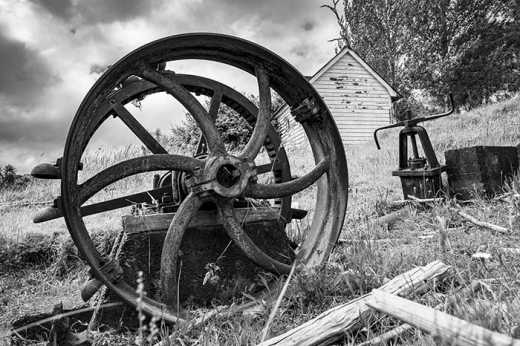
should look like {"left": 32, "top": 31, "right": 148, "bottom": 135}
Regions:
{"left": 2, "top": 95, "right": 520, "bottom": 345}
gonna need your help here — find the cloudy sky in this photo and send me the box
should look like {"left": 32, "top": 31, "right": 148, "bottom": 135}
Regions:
{"left": 0, "top": 0, "right": 340, "bottom": 173}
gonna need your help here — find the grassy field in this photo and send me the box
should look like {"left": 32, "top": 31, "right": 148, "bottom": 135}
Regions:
{"left": 1, "top": 95, "right": 520, "bottom": 345}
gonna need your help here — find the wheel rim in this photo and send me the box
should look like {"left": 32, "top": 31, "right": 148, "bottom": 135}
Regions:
{"left": 61, "top": 33, "right": 348, "bottom": 321}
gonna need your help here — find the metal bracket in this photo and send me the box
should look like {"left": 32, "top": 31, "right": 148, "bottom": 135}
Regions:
{"left": 80, "top": 258, "right": 124, "bottom": 301}
{"left": 291, "top": 97, "right": 323, "bottom": 123}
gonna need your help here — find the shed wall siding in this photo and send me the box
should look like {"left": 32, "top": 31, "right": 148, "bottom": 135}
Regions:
{"left": 277, "top": 52, "right": 393, "bottom": 149}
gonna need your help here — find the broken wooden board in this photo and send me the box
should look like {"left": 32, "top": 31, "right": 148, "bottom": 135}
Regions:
{"left": 258, "top": 260, "right": 451, "bottom": 346}
{"left": 366, "top": 290, "right": 520, "bottom": 346}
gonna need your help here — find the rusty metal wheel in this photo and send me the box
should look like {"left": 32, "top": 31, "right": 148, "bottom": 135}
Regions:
{"left": 55, "top": 33, "right": 347, "bottom": 321}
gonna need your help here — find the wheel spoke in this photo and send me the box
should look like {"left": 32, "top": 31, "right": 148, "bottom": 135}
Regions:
{"left": 218, "top": 200, "right": 292, "bottom": 273}
{"left": 245, "top": 157, "right": 329, "bottom": 199}
{"left": 160, "top": 192, "right": 203, "bottom": 307}
{"left": 138, "top": 66, "right": 226, "bottom": 155}
{"left": 239, "top": 67, "right": 271, "bottom": 161}
{"left": 255, "top": 162, "right": 274, "bottom": 174}
{"left": 208, "top": 89, "right": 222, "bottom": 121}
{"left": 79, "top": 155, "right": 203, "bottom": 204}
{"left": 111, "top": 103, "right": 168, "bottom": 154}
{"left": 33, "top": 186, "right": 171, "bottom": 223}
{"left": 194, "top": 89, "right": 222, "bottom": 156}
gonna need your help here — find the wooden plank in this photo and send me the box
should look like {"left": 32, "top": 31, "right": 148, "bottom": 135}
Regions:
{"left": 334, "top": 117, "right": 389, "bottom": 122}
{"left": 283, "top": 132, "right": 305, "bottom": 145}
{"left": 122, "top": 207, "right": 281, "bottom": 233}
{"left": 325, "top": 105, "right": 389, "bottom": 111}
{"left": 317, "top": 79, "right": 384, "bottom": 87}
{"left": 320, "top": 98, "right": 391, "bottom": 105}
{"left": 342, "top": 131, "right": 373, "bottom": 141}
{"left": 324, "top": 102, "right": 390, "bottom": 108}
{"left": 334, "top": 122, "right": 389, "bottom": 127}
{"left": 358, "top": 324, "right": 414, "bottom": 345}
{"left": 336, "top": 128, "right": 387, "bottom": 134}
{"left": 325, "top": 100, "right": 390, "bottom": 107}
{"left": 316, "top": 83, "right": 389, "bottom": 91}
{"left": 320, "top": 69, "right": 378, "bottom": 75}
{"left": 335, "top": 130, "right": 381, "bottom": 136}
{"left": 336, "top": 128, "right": 379, "bottom": 134}
{"left": 321, "top": 97, "right": 391, "bottom": 104}
{"left": 338, "top": 127, "right": 381, "bottom": 132}
{"left": 318, "top": 89, "right": 389, "bottom": 96}
{"left": 259, "top": 261, "right": 451, "bottom": 346}
{"left": 319, "top": 76, "right": 384, "bottom": 85}
{"left": 335, "top": 120, "right": 390, "bottom": 126}
{"left": 317, "top": 86, "right": 389, "bottom": 91}
{"left": 320, "top": 67, "right": 384, "bottom": 76}
{"left": 366, "top": 290, "right": 520, "bottom": 346}
{"left": 344, "top": 140, "right": 369, "bottom": 144}
{"left": 122, "top": 207, "right": 308, "bottom": 233}
{"left": 331, "top": 114, "right": 388, "bottom": 119}
{"left": 335, "top": 125, "right": 387, "bottom": 130}
{"left": 322, "top": 98, "right": 390, "bottom": 105}
{"left": 336, "top": 132, "right": 380, "bottom": 138}
{"left": 326, "top": 107, "right": 390, "bottom": 114}
{"left": 334, "top": 115, "right": 390, "bottom": 120}
{"left": 319, "top": 66, "right": 382, "bottom": 74}
{"left": 314, "top": 80, "right": 389, "bottom": 88}
{"left": 315, "top": 78, "right": 387, "bottom": 85}
{"left": 334, "top": 119, "right": 388, "bottom": 124}
{"left": 316, "top": 79, "right": 386, "bottom": 86}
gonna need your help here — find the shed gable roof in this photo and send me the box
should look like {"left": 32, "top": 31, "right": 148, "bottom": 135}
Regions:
{"left": 309, "top": 47, "right": 399, "bottom": 98}
{"left": 274, "top": 47, "right": 400, "bottom": 119}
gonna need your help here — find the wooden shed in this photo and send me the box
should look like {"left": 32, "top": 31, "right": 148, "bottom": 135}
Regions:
{"left": 275, "top": 47, "right": 400, "bottom": 148}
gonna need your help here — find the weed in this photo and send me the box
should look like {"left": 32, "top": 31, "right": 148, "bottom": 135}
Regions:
{"left": 1, "top": 96, "right": 520, "bottom": 345}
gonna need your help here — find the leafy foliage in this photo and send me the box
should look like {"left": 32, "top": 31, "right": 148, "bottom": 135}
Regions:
{"left": 0, "top": 164, "right": 30, "bottom": 189}
{"left": 1, "top": 164, "right": 16, "bottom": 185}
{"left": 170, "top": 102, "right": 253, "bottom": 153}
{"left": 169, "top": 93, "right": 284, "bottom": 153}
{"left": 323, "top": 0, "right": 520, "bottom": 110}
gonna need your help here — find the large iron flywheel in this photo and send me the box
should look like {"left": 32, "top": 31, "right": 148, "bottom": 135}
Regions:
{"left": 34, "top": 33, "right": 348, "bottom": 322}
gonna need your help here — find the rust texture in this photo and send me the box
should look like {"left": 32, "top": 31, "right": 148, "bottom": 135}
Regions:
{"left": 31, "top": 33, "right": 348, "bottom": 322}
{"left": 373, "top": 96, "right": 454, "bottom": 199}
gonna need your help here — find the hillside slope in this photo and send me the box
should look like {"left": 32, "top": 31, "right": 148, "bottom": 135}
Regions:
{"left": 1, "top": 96, "right": 519, "bottom": 344}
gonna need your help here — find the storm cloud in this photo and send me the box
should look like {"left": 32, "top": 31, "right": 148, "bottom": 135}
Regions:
{"left": 0, "top": 113, "right": 68, "bottom": 144}
{"left": 0, "top": 30, "right": 58, "bottom": 107}
{"left": 302, "top": 20, "right": 315, "bottom": 31}
{"left": 30, "top": 0, "right": 160, "bottom": 25}
{"left": 0, "top": 0, "right": 339, "bottom": 172}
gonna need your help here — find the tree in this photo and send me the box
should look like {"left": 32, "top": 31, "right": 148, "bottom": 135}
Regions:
{"left": 444, "top": 1, "right": 520, "bottom": 107}
{"left": 0, "top": 164, "right": 17, "bottom": 187}
{"left": 403, "top": 0, "right": 517, "bottom": 107}
{"left": 169, "top": 93, "right": 284, "bottom": 153}
{"left": 322, "top": 0, "right": 411, "bottom": 90}
{"left": 323, "top": 0, "right": 520, "bottom": 109}
{"left": 170, "top": 103, "right": 252, "bottom": 153}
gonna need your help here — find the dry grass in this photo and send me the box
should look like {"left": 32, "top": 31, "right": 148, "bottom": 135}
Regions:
{"left": 1, "top": 95, "right": 520, "bottom": 344}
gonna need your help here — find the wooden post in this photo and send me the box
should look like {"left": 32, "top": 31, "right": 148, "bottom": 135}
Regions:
{"left": 258, "top": 260, "right": 451, "bottom": 346}
{"left": 366, "top": 290, "right": 520, "bottom": 346}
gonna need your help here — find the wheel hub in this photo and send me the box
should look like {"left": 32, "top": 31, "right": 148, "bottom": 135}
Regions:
{"left": 187, "top": 155, "right": 255, "bottom": 198}
{"left": 216, "top": 164, "right": 241, "bottom": 188}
